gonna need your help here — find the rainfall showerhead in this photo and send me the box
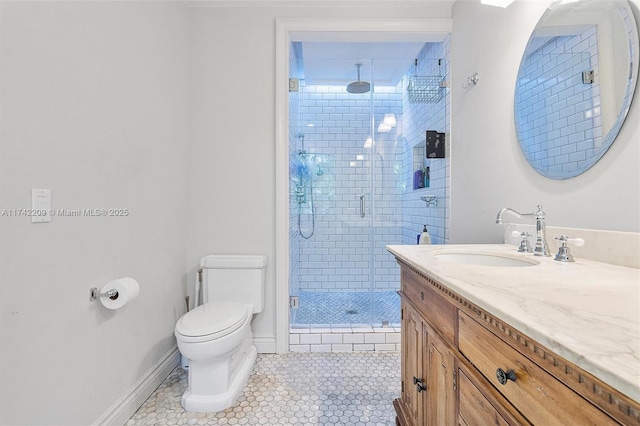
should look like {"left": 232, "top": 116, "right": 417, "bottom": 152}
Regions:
{"left": 346, "top": 63, "right": 371, "bottom": 94}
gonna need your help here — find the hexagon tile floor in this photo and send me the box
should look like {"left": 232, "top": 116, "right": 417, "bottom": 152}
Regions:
{"left": 126, "top": 352, "right": 400, "bottom": 425}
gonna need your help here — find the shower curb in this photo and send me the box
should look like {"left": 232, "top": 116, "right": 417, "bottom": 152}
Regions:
{"left": 289, "top": 326, "right": 400, "bottom": 353}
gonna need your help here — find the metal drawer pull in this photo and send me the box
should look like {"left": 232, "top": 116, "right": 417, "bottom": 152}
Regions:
{"left": 496, "top": 368, "right": 516, "bottom": 385}
{"left": 413, "top": 376, "right": 426, "bottom": 393}
{"left": 359, "top": 194, "right": 365, "bottom": 218}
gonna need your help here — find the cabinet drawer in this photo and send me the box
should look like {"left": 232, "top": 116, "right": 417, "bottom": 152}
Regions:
{"left": 459, "top": 369, "right": 511, "bottom": 426}
{"left": 458, "top": 311, "right": 615, "bottom": 425}
{"left": 401, "top": 267, "right": 456, "bottom": 344}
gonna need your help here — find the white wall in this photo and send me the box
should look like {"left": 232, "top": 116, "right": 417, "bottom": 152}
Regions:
{"left": 187, "top": 4, "right": 452, "bottom": 352}
{"left": 0, "top": 2, "right": 189, "bottom": 424}
{"left": 449, "top": 0, "right": 640, "bottom": 243}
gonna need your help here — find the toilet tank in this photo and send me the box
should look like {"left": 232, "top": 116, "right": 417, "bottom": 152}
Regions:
{"left": 200, "top": 255, "right": 267, "bottom": 314}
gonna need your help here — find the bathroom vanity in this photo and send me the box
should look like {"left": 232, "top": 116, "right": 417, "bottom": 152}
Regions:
{"left": 387, "top": 244, "right": 640, "bottom": 426}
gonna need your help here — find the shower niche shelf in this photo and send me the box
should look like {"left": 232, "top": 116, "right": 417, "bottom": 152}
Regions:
{"left": 412, "top": 142, "right": 429, "bottom": 191}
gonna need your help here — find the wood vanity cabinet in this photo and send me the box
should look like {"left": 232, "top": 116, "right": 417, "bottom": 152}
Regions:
{"left": 393, "top": 261, "right": 640, "bottom": 426}
{"left": 397, "top": 280, "right": 456, "bottom": 425}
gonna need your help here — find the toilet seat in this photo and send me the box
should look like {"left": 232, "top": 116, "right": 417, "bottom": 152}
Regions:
{"left": 175, "top": 301, "right": 250, "bottom": 342}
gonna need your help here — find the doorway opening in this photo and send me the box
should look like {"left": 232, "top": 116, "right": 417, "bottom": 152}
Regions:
{"left": 275, "top": 19, "right": 452, "bottom": 353}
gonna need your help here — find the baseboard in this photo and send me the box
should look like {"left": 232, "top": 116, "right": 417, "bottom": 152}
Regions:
{"left": 254, "top": 336, "right": 276, "bottom": 353}
{"left": 93, "top": 346, "right": 180, "bottom": 426}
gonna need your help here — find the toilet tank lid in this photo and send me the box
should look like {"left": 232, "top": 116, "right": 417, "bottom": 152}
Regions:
{"left": 200, "top": 255, "right": 267, "bottom": 269}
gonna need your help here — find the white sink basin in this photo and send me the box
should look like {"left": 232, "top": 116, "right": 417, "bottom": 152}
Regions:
{"left": 433, "top": 250, "right": 539, "bottom": 267}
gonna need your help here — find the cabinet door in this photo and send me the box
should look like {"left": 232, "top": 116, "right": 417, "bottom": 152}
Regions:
{"left": 425, "top": 328, "right": 456, "bottom": 425}
{"left": 402, "top": 301, "right": 424, "bottom": 424}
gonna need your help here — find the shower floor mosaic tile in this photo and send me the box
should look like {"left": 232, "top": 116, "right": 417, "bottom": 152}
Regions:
{"left": 291, "top": 291, "right": 400, "bottom": 326}
{"left": 126, "top": 352, "right": 399, "bottom": 425}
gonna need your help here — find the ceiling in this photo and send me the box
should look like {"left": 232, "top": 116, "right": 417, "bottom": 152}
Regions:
{"left": 292, "top": 26, "right": 450, "bottom": 87}
{"left": 294, "top": 41, "right": 429, "bottom": 86}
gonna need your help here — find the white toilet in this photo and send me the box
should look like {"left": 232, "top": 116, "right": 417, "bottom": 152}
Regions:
{"left": 175, "top": 255, "right": 267, "bottom": 412}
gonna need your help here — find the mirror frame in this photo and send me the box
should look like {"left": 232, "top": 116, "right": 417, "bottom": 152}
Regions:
{"left": 514, "top": 0, "right": 639, "bottom": 180}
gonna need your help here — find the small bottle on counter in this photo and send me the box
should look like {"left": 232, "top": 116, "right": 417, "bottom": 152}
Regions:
{"left": 419, "top": 225, "right": 431, "bottom": 245}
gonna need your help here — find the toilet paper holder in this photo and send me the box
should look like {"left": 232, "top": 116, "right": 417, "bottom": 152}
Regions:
{"left": 89, "top": 287, "right": 119, "bottom": 302}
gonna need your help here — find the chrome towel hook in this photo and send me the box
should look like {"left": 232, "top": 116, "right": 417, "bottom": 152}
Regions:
{"left": 462, "top": 73, "right": 479, "bottom": 89}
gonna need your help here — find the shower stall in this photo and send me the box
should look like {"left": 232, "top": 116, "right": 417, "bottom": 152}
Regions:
{"left": 288, "top": 53, "right": 405, "bottom": 329}
{"left": 288, "top": 40, "right": 451, "bottom": 329}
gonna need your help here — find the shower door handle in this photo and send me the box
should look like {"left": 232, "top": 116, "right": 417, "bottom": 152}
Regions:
{"left": 360, "top": 194, "right": 366, "bottom": 218}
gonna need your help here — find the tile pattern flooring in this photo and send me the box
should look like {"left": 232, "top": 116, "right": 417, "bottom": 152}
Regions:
{"left": 127, "top": 352, "right": 400, "bottom": 425}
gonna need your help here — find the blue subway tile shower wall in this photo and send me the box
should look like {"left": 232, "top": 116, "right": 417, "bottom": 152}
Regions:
{"left": 400, "top": 40, "right": 450, "bottom": 246}
{"left": 292, "top": 83, "right": 403, "bottom": 295}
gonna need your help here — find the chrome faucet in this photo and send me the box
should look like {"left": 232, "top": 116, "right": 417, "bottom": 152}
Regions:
{"left": 496, "top": 205, "right": 551, "bottom": 257}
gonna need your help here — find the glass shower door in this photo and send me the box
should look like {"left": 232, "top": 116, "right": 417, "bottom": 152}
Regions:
{"left": 288, "top": 56, "right": 403, "bottom": 328}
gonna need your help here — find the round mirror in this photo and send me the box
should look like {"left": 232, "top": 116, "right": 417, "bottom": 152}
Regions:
{"left": 514, "top": 0, "right": 639, "bottom": 179}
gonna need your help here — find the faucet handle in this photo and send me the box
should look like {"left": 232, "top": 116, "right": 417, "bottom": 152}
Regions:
{"left": 512, "top": 231, "right": 533, "bottom": 253}
{"left": 554, "top": 236, "right": 585, "bottom": 262}
{"left": 568, "top": 237, "right": 585, "bottom": 247}
{"left": 555, "top": 235, "right": 585, "bottom": 247}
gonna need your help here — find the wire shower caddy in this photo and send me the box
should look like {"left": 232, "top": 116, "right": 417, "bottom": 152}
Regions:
{"left": 407, "top": 59, "right": 447, "bottom": 104}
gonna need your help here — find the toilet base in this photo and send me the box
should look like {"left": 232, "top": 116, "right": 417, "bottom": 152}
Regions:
{"left": 181, "top": 344, "right": 257, "bottom": 412}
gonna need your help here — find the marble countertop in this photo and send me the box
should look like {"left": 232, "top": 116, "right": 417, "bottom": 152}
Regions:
{"left": 386, "top": 244, "right": 640, "bottom": 403}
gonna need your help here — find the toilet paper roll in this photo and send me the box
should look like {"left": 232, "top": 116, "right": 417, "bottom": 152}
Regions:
{"left": 100, "top": 277, "right": 140, "bottom": 310}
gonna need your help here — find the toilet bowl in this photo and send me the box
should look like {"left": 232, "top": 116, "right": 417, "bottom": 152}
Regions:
{"left": 175, "top": 255, "right": 266, "bottom": 413}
